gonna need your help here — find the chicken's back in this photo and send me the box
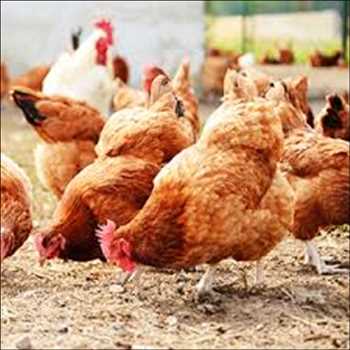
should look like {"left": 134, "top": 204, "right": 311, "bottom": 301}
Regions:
{"left": 96, "top": 106, "right": 193, "bottom": 165}
{"left": 121, "top": 143, "right": 290, "bottom": 268}
{"left": 11, "top": 65, "right": 50, "bottom": 91}
{"left": 1, "top": 154, "right": 32, "bottom": 199}
{"left": 116, "top": 99, "right": 290, "bottom": 269}
{"left": 35, "top": 141, "right": 96, "bottom": 198}
{"left": 1, "top": 154, "right": 32, "bottom": 259}
{"left": 172, "top": 59, "right": 201, "bottom": 140}
{"left": 1, "top": 62, "right": 9, "bottom": 99}
{"left": 282, "top": 130, "right": 350, "bottom": 240}
{"left": 283, "top": 130, "right": 349, "bottom": 177}
{"left": 112, "top": 79, "right": 146, "bottom": 111}
{"left": 45, "top": 156, "right": 160, "bottom": 261}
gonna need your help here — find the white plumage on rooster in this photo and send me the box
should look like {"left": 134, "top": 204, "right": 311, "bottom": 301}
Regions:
{"left": 43, "top": 19, "right": 116, "bottom": 116}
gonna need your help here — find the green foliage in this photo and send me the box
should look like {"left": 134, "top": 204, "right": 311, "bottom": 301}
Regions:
{"left": 205, "top": 12, "right": 349, "bottom": 64}
{"left": 206, "top": 0, "right": 344, "bottom": 16}
{"left": 206, "top": 35, "right": 348, "bottom": 64}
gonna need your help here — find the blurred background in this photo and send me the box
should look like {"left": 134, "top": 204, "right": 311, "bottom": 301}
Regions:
{"left": 1, "top": 1, "right": 205, "bottom": 86}
{"left": 206, "top": 0, "right": 348, "bottom": 62}
{"left": 1, "top": 1, "right": 348, "bottom": 87}
{"left": 1, "top": 0, "right": 349, "bottom": 103}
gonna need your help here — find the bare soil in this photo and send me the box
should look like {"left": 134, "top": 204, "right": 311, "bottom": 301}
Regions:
{"left": 1, "top": 102, "right": 349, "bottom": 350}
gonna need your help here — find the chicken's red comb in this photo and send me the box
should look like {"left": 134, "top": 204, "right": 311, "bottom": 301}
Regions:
{"left": 95, "top": 19, "right": 114, "bottom": 45}
{"left": 182, "top": 56, "right": 190, "bottom": 65}
{"left": 96, "top": 219, "right": 117, "bottom": 260}
{"left": 143, "top": 64, "right": 158, "bottom": 74}
{"left": 143, "top": 64, "right": 168, "bottom": 78}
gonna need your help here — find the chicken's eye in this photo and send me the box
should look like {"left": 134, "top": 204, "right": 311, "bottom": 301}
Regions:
{"left": 161, "top": 78, "right": 169, "bottom": 86}
{"left": 175, "top": 98, "right": 185, "bottom": 118}
{"left": 269, "top": 82, "right": 275, "bottom": 88}
{"left": 281, "top": 81, "right": 289, "bottom": 93}
{"left": 241, "top": 71, "right": 247, "bottom": 77}
{"left": 42, "top": 236, "right": 50, "bottom": 248}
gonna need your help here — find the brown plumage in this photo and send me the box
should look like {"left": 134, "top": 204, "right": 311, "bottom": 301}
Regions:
{"left": 271, "top": 76, "right": 315, "bottom": 128}
{"left": 112, "top": 78, "right": 147, "bottom": 111}
{"left": 283, "top": 131, "right": 349, "bottom": 241}
{"left": 99, "top": 71, "right": 295, "bottom": 294}
{"left": 112, "top": 59, "right": 200, "bottom": 139}
{"left": 112, "top": 65, "right": 167, "bottom": 112}
{"left": 35, "top": 156, "right": 160, "bottom": 262}
{"left": 113, "top": 55, "right": 129, "bottom": 83}
{"left": 309, "top": 50, "right": 343, "bottom": 67}
{"left": 266, "top": 81, "right": 350, "bottom": 274}
{"left": 98, "top": 75, "right": 196, "bottom": 162}
{"left": 1, "top": 154, "right": 32, "bottom": 262}
{"left": 282, "top": 76, "right": 314, "bottom": 128}
{"left": 234, "top": 68, "right": 272, "bottom": 97}
{"left": 12, "top": 87, "right": 106, "bottom": 198}
{"left": 172, "top": 58, "right": 201, "bottom": 141}
{"left": 218, "top": 70, "right": 349, "bottom": 274}
{"left": 34, "top": 75, "right": 197, "bottom": 263}
{"left": 260, "top": 48, "right": 295, "bottom": 65}
{"left": 239, "top": 70, "right": 314, "bottom": 127}
{"left": 223, "top": 69, "right": 315, "bottom": 128}
{"left": 201, "top": 50, "right": 240, "bottom": 99}
{"left": 315, "top": 94, "right": 349, "bottom": 141}
{"left": 1, "top": 62, "right": 9, "bottom": 100}
{"left": 10, "top": 65, "right": 50, "bottom": 91}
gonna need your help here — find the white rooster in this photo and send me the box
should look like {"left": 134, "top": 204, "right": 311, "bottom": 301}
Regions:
{"left": 43, "top": 19, "right": 116, "bottom": 116}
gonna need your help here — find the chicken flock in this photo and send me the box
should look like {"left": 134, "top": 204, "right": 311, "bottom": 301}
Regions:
{"left": 1, "top": 19, "right": 349, "bottom": 299}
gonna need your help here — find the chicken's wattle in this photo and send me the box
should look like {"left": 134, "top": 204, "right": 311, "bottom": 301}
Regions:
{"left": 96, "top": 38, "right": 109, "bottom": 66}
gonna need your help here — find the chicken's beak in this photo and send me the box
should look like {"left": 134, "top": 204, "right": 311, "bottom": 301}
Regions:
{"left": 11, "top": 88, "right": 47, "bottom": 126}
{"left": 117, "top": 271, "right": 133, "bottom": 286}
{"left": 39, "top": 257, "right": 46, "bottom": 267}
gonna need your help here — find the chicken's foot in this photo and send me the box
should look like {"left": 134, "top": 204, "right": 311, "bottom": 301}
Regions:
{"left": 117, "top": 266, "right": 144, "bottom": 287}
{"left": 196, "top": 265, "right": 216, "bottom": 298}
{"left": 304, "top": 241, "right": 349, "bottom": 275}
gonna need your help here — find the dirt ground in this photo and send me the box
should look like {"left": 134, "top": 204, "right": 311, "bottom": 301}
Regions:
{"left": 1, "top": 101, "right": 349, "bottom": 350}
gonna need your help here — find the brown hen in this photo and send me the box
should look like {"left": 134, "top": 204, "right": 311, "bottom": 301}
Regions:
{"left": 266, "top": 81, "right": 350, "bottom": 274}
{"left": 99, "top": 71, "right": 295, "bottom": 296}
{"left": 12, "top": 87, "right": 106, "bottom": 198}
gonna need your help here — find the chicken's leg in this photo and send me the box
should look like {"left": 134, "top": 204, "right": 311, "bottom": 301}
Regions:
{"left": 196, "top": 265, "right": 216, "bottom": 298}
{"left": 255, "top": 260, "right": 264, "bottom": 285}
{"left": 118, "top": 267, "right": 144, "bottom": 287}
{"left": 304, "top": 241, "right": 349, "bottom": 275}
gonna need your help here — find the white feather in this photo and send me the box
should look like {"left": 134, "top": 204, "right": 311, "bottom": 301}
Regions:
{"left": 43, "top": 27, "right": 115, "bottom": 116}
